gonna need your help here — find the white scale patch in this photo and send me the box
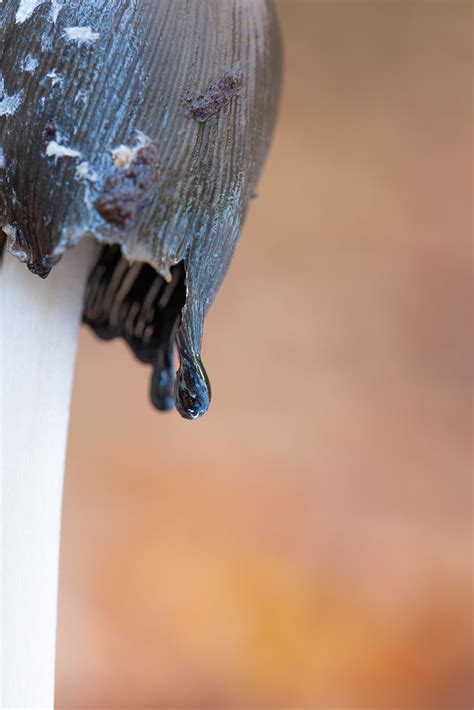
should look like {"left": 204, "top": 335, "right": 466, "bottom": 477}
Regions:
{"left": 21, "top": 53, "right": 39, "bottom": 73}
{"left": 16, "top": 0, "right": 64, "bottom": 24}
{"left": 111, "top": 131, "right": 151, "bottom": 169}
{"left": 63, "top": 26, "right": 100, "bottom": 45}
{"left": 16, "top": 0, "right": 47, "bottom": 24}
{"left": 46, "top": 69, "right": 63, "bottom": 87}
{"left": 0, "top": 74, "right": 23, "bottom": 117}
{"left": 46, "top": 140, "right": 81, "bottom": 159}
{"left": 111, "top": 145, "right": 134, "bottom": 169}
{"left": 75, "top": 161, "right": 98, "bottom": 183}
{"left": 50, "top": 0, "right": 62, "bottom": 23}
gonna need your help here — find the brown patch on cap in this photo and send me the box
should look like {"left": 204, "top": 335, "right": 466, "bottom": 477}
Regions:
{"left": 190, "top": 69, "right": 244, "bottom": 122}
{"left": 94, "top": 145, "right": 159, "bottom": 228}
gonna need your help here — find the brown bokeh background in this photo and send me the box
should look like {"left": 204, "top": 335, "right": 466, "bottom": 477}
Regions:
{"left": 57, "top": 1, "right": 472, "bottom": 707}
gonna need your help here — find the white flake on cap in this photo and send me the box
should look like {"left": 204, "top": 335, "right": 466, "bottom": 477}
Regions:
{"left": 63, "top": 27, "right": 100, "bottom": 45}
{"left": 46, "top": 141, "right": 81, "bottom": 159}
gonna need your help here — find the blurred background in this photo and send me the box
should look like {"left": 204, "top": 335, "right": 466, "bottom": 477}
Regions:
{"left": 56, "top": 1, "right": 472, "bottom": 707}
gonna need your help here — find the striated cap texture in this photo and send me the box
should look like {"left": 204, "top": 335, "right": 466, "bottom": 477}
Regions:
{"left": 0, "top": 0, "right": 282, "bottom": 418}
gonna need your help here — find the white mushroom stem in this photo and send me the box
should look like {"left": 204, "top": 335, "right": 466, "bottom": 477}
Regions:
{"left": 1, "top": 238, "right": 96, "bottom": 709}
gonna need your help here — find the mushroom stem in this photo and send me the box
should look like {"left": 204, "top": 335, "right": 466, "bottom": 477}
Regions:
{"left": 1, "top": 238, "right": 96, "bottom": 708}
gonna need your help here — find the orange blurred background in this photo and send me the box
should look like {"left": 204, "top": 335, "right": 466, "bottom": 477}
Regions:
{"left": 57, "top": 1, "right": 472, "bottom": 707}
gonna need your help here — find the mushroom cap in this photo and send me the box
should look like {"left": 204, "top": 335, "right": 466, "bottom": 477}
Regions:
{"left": 0, "top": 0, "right": 282, "bottom": 418}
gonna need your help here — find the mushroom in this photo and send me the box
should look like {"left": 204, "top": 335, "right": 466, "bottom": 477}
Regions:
{"left": 0, "top": 0, "right": 282, "bottom": 705}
